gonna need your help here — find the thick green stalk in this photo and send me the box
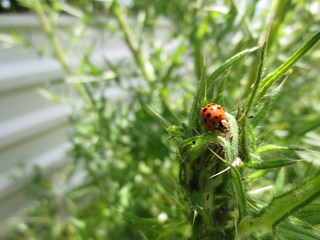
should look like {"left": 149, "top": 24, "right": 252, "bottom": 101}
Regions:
{"left": 237, "top": 174, "right": 320, "bottom": 239}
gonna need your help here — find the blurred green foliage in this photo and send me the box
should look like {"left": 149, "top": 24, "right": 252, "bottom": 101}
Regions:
{"left": 1, "top": 0, "right": 320, "bottom": 239}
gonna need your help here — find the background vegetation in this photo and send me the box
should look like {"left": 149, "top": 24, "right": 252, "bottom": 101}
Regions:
{"left": 1, "top": 0, "right": 320, "bottom": 239}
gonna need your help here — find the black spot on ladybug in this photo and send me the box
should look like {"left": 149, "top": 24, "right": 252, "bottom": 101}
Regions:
{"left": 206, "top": 113, "right": 211, "bottom": 118}
{"left": 219, "top": 114, "right": 222, "bottom": 117}
{"left": 203, "top": 108, "right": 207, "bottom": 112}
{"left": 192, "top": 140, "right": 196, "bottom": 145}
{"left": 204, "top": 118, "right": 207, "bottom": 123}
{"left": 215, "top": 116, "right": 219, "bottom": 119}
{"left": 217, "top": 107, "right": 222, "bottom": 109}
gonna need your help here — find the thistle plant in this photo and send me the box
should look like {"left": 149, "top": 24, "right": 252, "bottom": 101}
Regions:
{"left": 2, "top": 0, "right": 320, "bottom": 239}
{"left": 150, "top": 32, "right": 320, "bottom": 239}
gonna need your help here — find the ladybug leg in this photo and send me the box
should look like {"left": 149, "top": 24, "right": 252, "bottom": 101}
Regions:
{"left": 216, "top": 120, "right": 229, "bottom": 133}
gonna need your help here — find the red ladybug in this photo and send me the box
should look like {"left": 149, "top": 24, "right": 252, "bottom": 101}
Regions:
{"left": 201, "top": 103, "right": 229, "bottom": 133}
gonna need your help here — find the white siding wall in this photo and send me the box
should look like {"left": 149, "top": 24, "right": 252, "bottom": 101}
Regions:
{"left": 0, "top": 13, "right": 131, "bottom": 221}
{"left": 0, "top": 13, "right": 170, "bottom": 223}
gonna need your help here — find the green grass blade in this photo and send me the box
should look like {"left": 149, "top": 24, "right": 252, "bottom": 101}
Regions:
{"left": 238, "top": 174, "right": 320, "bottom": 239}
{"left": 257, "top": 31, "right": 320, "bottom": 101}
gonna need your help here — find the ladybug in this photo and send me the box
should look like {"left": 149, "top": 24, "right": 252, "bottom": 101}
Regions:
{"left": 201, "top": 103, "right": 229, "bottom": 133}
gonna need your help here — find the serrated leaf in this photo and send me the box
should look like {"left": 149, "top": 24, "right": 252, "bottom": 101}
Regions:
{"left": 275, "top": 218, "right": 320, "bottom": 240}
{"left": 257, "top": 31, "right": 320, "bottom": 101}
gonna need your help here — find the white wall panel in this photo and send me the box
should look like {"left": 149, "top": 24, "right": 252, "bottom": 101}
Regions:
{"left": 0, "top": 13, "right": 135, "bottom": 223}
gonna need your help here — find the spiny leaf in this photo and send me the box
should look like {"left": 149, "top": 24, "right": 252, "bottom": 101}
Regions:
{"left": 255, "top": 145, "right": 305, "bottom": 156}
{"left": 238, "top": 174, "right": 320, "bottom": 239}
{"left": 251, "top": 78, "right": 286, "bottom": 128}
{"left": 246, "top": 159, "right": 296, "bottom": 169}
{"left": 257, "top": 31, "right": 320, "bottom": 101}
{"left": 229, "top": 163, "right": 247, "bottom": 220}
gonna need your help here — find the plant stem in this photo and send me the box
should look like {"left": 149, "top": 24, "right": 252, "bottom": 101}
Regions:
{"left": 112, "top": 0, "right": 155, "bottom": 82}
{"left": 33, "top": 0, "right": 93, "bottom": 107}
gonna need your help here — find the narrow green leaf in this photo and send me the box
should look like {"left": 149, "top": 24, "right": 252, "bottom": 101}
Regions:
{"left": 229, "top": 163, "right": 247, "bottom": 220}
{"left": 257, "top": 32, "right": 320, "bottom": 101}
{"left": 207, "top": 47, "right": 259, "bottom": 89}
{"left": 251, "top": 78, "right": 286, "bottom": 128}
{"left": 38, "top": 88, "right": 68, "bottom": 104}
{"left": 146, "top": 105, "right": 171, "bottom": 129}
{"left": 212, "top": 68, "right": 229, "bottom": 104}
{"left": 122, "top": 212, "right": 164, "bottom": 235}
{"left": 246, "top": 169, "right": 270, "bottom": 183}
{"left": 238, "top": 174, "right": 320, "bottom": 239}
{"left": 167, "top": 125, "right": 187, "bottom": 138}
{"left": 246, "top": 159, "right": 296, "bottom": 169}
{"left": 188, "top": 63, "right": 207, "bottom": 136}
{"left": 239, "top": 42, "right": 266, "bottom": 126}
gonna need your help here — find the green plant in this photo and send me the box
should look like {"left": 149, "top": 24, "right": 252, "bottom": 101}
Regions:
{"left": 149, "top": 31, "right": 320, "bottom": 239}
{"left": 1, "top": 0, "right": 320, "bottom": 239}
